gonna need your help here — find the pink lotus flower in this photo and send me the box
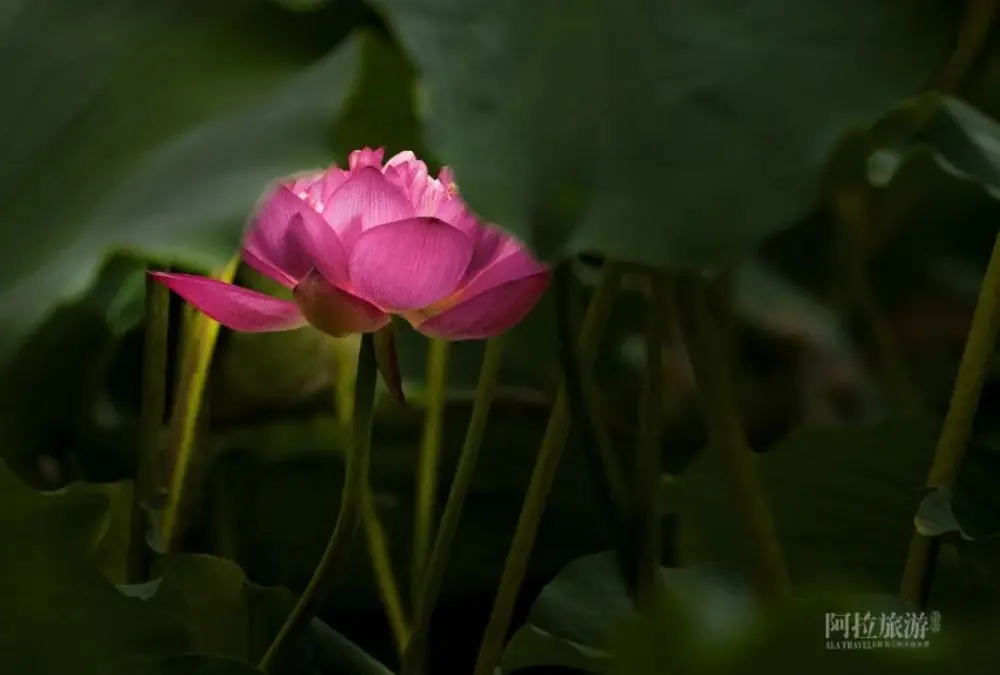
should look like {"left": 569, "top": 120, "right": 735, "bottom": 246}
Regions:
{"left": 151, "top": 148, "right": 550, "bottom": 341}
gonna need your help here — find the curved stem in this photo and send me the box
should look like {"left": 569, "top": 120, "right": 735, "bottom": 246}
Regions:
{"left": 472, "top": 265, "right": 621, "bottom": 675}
{"left": 933, "top": 0, "right": 997, "bottom": 93}
{"left": 635, "top": 273, "right": 668, "bottom": 606}
{"left": 160, "top": 254, "right": 241, "bottom": 552}
{"left": 557, "top": 265, "right": 630, "bottom": 508}
{"left": 553, "top": 262, "right": 634, "bottom": 593}
{"left": 362, "top": 489, "right": 411, "bottom": 656}
{"left": 413, "top": 338, "right": 450, "bottom": 604}
{"left": 127, "top": 273, "right": 170, "bottom": 583}
{"left": 333, "top": 334, "right": 409, "bottom": 650}
{"left": 900, "top": 229, "right": 1000, "bottom": 607}
{"left": 259, "top": 332, "right": 378, "bottom": 673}
{"left": 400, "top": 336, "right": 506, "bottom": 675}
{"left": 672, "top": 272, "right": 791, "bottom": 605}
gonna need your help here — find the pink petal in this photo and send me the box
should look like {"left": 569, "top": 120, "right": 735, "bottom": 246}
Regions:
{"left": 348, "top": 147, "right": 386, "bottom": 170}
{"left": 383, "top": 152, "right": 438, "bottom": 210}
{"left": 241, "top": 247, "right": 298, "bottom": 288}
{"left": 459, "top": 225, "right": 506, "bottom": 284}
{"left": 348, "top": 217, "right": 473, "bottom": 311}
{"left": 416, "top": 272, "right": 550, "bottom": 340}
{"left": 433, "top": 195, "right": 480, "bottom": 236}
{"left": 318, "top": 167, "right": 351, "bottom": 205}
{"left": 457, "top": 245, "right": 548, "bottom": 300}
{"left": 438, "top": 166, "right": 457, "bottom": 185}
{"left": 287, "top": 171, "right": 325, "bottom": 203}
{"left": 242, "top": 186, "right": 330, "bottom": 286}
{"left": 323, "top": 167, "right": 414, "bottom": 246}
{"left": 289, "top": 208, "right": 350, "bottom": 286}
{"left": 385, "top": 150, "right": 418, "bottom": 168}
{"left": 293, "top": 268, "right": 390, "bottom": 337}
{"left": 150, "top": 272, "right": 307, "bottom": 332}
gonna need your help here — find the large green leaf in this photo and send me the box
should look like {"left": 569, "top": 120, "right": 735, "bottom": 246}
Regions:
{"left": 0, "top": 456, "right": 390, "bottom": 674}
{"left": 868, "top": 96, "right": 1000, "bottom": 198}
{"left": 609, "top": 590, "right": 992, "bottom": 674}
{"left": 500, "top": 552, "right": 751, "bottom": 673}
{"left": 679, "top": 418, "right": 995, "bottom": 614}
{"left": 0, "top": 458, "right": 187, "bottom": 674}
{"left": 0, "top": 0, "right": 371, "bottom": 361}
{"left": 372, "top": 0, "right": 955, "bottom": 268}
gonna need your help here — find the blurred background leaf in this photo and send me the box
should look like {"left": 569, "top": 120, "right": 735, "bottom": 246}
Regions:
{"left": 0, "top": 0, "right": 378, "bottom": 360}
{"left": 8, "top": 2, "right": 1000, "bottom": 674}
{"left": 371, "top": 0, "right": 957, "bottom": 269}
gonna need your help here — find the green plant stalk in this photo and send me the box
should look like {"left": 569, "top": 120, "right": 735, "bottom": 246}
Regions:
{"left": 933, "top": 0, "right": 997, "bottom": 92}
{"left": 635, "top": 274, "right": 668, "bottom": 606}
{"left": 560, "top": 265, "right": 629, "bottom": 509}
{"left": 259, "top": 332, "right": 378, "bottom": 673}
{"left": 362, "top": 489, "right": 411, "bottom": 656}
{"left": 900, "top": 228, "right": 1000, "bottom": 607}
{"left": 553, "top": 262, "right": 635, "bottom": 595}
{"left": 472, "top": 266, "right": 621, "bottom": 675}
{"left": 401, "top": 336, "right": 506, "bottom": 675}
{"left": 672, "top": 272, "right": 791, "bottom": 605}
{"left": 332, "top": 335, "right": 409, "bottom": 650}
{"left": 334, "top": 336, "right": 360, "bottom": 427}
{"left": 160, "top": 254, "right": 241, "bottom": 552}
{"left": 127, "top": 273, "right": 170, "bottom": 583}
{"left": 413, "top": 338, "right": 450, "bottom": 604}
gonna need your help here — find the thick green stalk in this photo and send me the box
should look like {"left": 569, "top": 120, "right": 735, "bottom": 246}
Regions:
{"left": 559, "top": 265, "right": 629, "bottom": 507}
{"left": 900, "top": 229, "right": 1000, "bottom": 607}
{"left": 401, "top": 336, "right": 506, "bottom": 675}
{"left": 635, "top": 274, "right": 668, "bottom": 605}
{"left": 413, "top": 338, "right": 450, "bottom": 603}
{"left": 160, "top": 254, "right": 241, "bottom": 551}
{"left": 472, "top": 266, "right": 622, "bottom": 675}
{"left": 127, "top": 274, "right": 170, "bottom": 583}
{"left": 333, "top": 336, "right": 360, "bottom": 427}
{"left": 331, "top": 334, "right": 409, "bottom": 650}
{"left": 553, "top": 263, "right": 634, "bottom": 594}
{"left": 672, "top": 272, "right": 791, "bottom": 605}
{"left": 259, "top": 333, "right": 378, "bottom": 673}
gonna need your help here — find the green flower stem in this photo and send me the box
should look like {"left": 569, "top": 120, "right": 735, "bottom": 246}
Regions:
{"left": 562, "top": 264, "right": 630, "bottom": 510}
{"left": 635, "top": 274, "right": 668, "bottom": 606}
{"left": 127, "top": 273, "right": 170, "bottom": 583}
{"left": 933, "top": 0, "right": 997, "bottom": 93}
{"left": 401, "top": 336, "right": 506, "bottom": 675}
{"left": 900, "top": 228, "right": 1000, "bottom": 607}
{"left": 259, "top": 332, "right": 379, "bottom": 673}
{"left": 472, "top": 266, "right": 622, "bottom": 675}
{"left": 553, "top": 262, "right": 634, "bottom": 594}
{"left": 160, "top": 254, "right": 241, "bottom": 552}
{"left": 362, "top": 489, "right": 411, "bottom": 656}
{"left": 332, "top": 335, "right": 410, "bottom": 653}
{"left": 671, "top": 272, "right": 791, "bottom": 605}
{"left": 333, "top": 336, "right": 360, "bottom": 427}
{"left": 413, "top": 338, "right": 450, "bottom": 604}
